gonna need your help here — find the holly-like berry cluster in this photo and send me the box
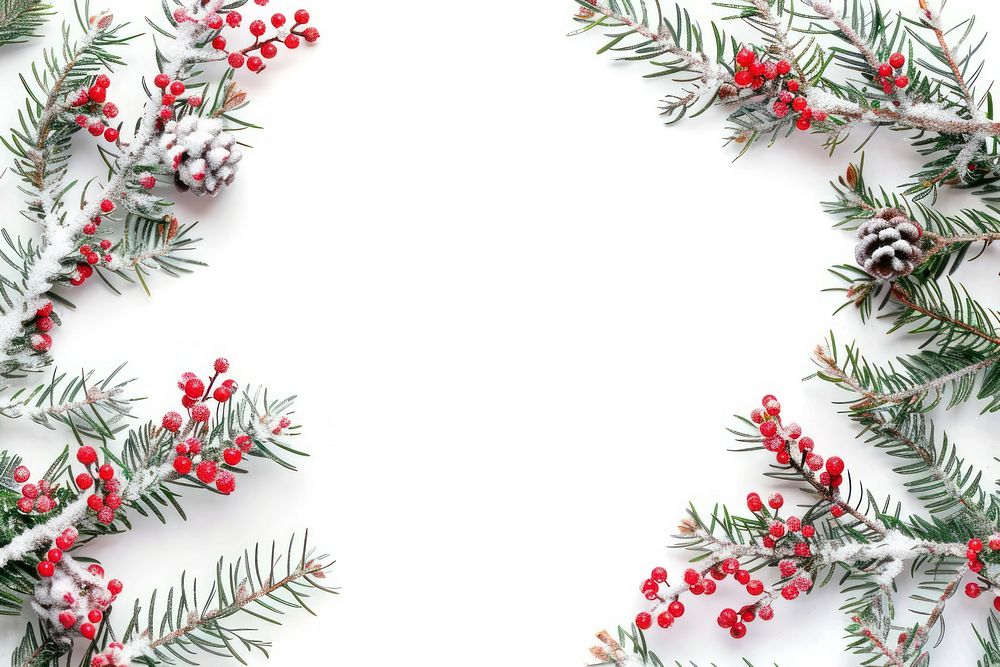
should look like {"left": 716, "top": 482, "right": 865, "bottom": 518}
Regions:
{"left": 37, "top": 536, "right": 123, "bottom": 640}
{"left": 874, "top": 52, "right": 909, "bottom": 95}
{"left": 28, "top": 301, "right": 56, "bottom": 353}
{"left": 750, "top": 394, "right": 849, "bottom": 518}
{"left": 164, "top": 358, "right": 247, "bottom": 494}
{"left": 962, "top": 536, "right": 1000, "bottom": 612}
{"left": 13, "top": 463, "right": 59, "bottom": 514}
{"left": 151, "top": 73, "right": 202, "bottom": 126}
{"left": 70, "top": 74, "right": 120, "bottom": 144}
{"left": 214, "top": 6, "right": 320, "bottom": 73}
{"left": 75, "top": 445, "right": 123, "bottom": 525}
{"left": 731, "top": 48, "right": 827, "bottom": 131}
{"left": 76, "top": 238, "right": 115, "bottom": 270}
{"left": 90, "top": 643, "right": 128, "bottom": 667}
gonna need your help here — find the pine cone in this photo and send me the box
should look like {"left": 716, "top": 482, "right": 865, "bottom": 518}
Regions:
{"left": 159, "top": 116, "right": 242, "bottom": 197}
{"left": 854, "top": 207, "right": 924, "bottom": 280}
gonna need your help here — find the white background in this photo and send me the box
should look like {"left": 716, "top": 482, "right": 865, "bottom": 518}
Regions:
{"left": 2, "top": 0, "right": 1000, "bottom": 665}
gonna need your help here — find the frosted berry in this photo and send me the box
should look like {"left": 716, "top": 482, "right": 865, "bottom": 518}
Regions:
{"left": 831, "top": 504, "right": 845, "bottom": 518}
{"left": 781, "top": 584, "right": 799, "bottom": 600}
{"left": 98, "top": 464, "right": 115, "bottom": 481}
{"left": 36, "top": 302, "right": 53, "bottom": 317}
{"left": 302, "top": 27, "right": 319, "bottom": 42}
{"left": 271, "top": 13, "right": 286, "bottom": 27}
{"left": 261, "top": 42, "right": 278, "bottom": 59}
{"left": 825, "top": 456, "right": 844, "bottom": 475}
{"left": 683, "top": 568, "right": 699, "bottom": 585}
{"left": 77, "top": 446, "right": 98, "bottom": 465}
{"left": 235, "top": 434, "right": 253, "bottom": 452}
{"left": 228, "top": 52, "right": 245, "bottom": 68}
{"left": 16, "top": 497, "right": 33, "bottom": 512}
{"left": 223, "top": 447, "right": 242, "bottom": 466}
{"left": 99, "top": 199, "right": 114, "bottom": 213}
{"left": 213, "top": 35, "right": 227, "bottom": 50}
{"left": 102, "top": 102, "right": 118, "bottom": 118}
{"left": 104, "top": 492, "right": 121, "bottom": 510}
{"left": 87, "top": 494, "right": 104, "bottom": 511}
{"left": 758, "top": 605, "right": 774, "bottom": 621}
{"left": 889, "top": 52, "right": 905, "bottom": 69}
{"left": 207, "top": 14, "right": 224, "bottom": 29}
{"left": 635, "top": 612, "right": 652, "bottom": 630}
{"left": 736, "top": 48, "right": 755, "bottom": 67}
{"left": 191, "top": 403, "right": 211, "bottom": 422}
{"left": 969, "top": 538, "right": 983, "bottom": 552}
{"left": 735, "top": 569, "right": 750, "bottom": 585}
{"left": 746, "top": 492, "right": 763, "bottom": 512}
{"left": 216, "top": 471, "right": 236, "bottom": 495}
{"left": 162, "top": 411, "right": 183, "bottom": 432}
{"left": 786, "top": 79, "right": 799, "bottom": 92}
{"left": 13, "top": 465, "right": 30, "bottom": 483}
{"left": 747, "top": 579, "right": 764, "bottom": 595}
{"left": 668, "top": 600, "right": 684, "bottom": 617}
{"left": 47, "top": 548, "right": 62, "bottom": 563}
{"left": 769, "top": 522, "right": 785, "bottom": 538}
{"left": 214, "top": 357, "right": 230, "bottom": 373}
{"left": 750, "top": 408, "right": 764, "bottom": 424}
{"left": 59, "top": 611, "right": 76, "bottom": 628}
{"left": 37, "top": 561, "right": 55, "bottom": 577}
{"left": 801, "top": 524, "right": 815, "bottom": 538}
{"left": 97, "top": 507, "right": 115, "bottom": 524}
{"left": 895, "top": 75, "right": 909, "bottom": 88}
{"left": 294, "top": 9, "right": 310, "bottom": 23}
{"left": 966, "top": 582, "right": 982, "bottom": 598}
{"left": 759, "top": 421, "right": 777, "bottom": 438}
{"left": 656, "top": 611, "right": 674, "bottom": 628}
{"left": 196, "top": 460, "right": 217, "bottom": 483}
{"left": 153, "top": 73, "right": 171, "bottom": 88}
{"left": 108, "top": 579, "right": 123, "bottom": 594}
{"left": 285, "top": 34, "right": 300, "bottom": 49}
{"left": 247, "top": 56, "right": 265, "bottom": 73}
{"left": 641, "top": 579, "right": 659, "bottom": 599}
{"left": 250, "top": 19, "right": 266, "bottom": 36}
{"left": 184, "top": 377, "right": 205, "bottom": 399}
{"left": 170, "top": 81, "right": 186, "bottom": 95}
{"left": 717, "top": 608, "right": 737, "bottom": 628}
{"left": 734, "top": 70, "right": 752, "bottom": 87}
{"left": 768, "top": 493, "right": 783, "bottom": 510}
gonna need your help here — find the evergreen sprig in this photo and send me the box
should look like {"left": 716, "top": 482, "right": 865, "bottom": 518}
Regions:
{"left": 0, "top": 0, "right": 52, "bottom": 48}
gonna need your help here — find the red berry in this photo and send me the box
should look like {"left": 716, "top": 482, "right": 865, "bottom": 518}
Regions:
{"left": 96, "top": 507, "right": 115, "bottom": 524}
{"left": 37, "top": 561, "right": 55, "bottom": 577}
{"left": 13, "top": 465, "right": 30, "bottom": 483}
{"left": 162, "top": 411, "right": 183, "bottom": 432}
{"left": 47, "top": 548, "right": 62, "bottom": 563}
{"left": 196, "top": 460, "right": 217, "bottom": 484}
{"left": 207, "top": 14, "right": 224, "bottom": 30}
{"left": 95, "top": 74, "right": 110, "bottom": 89}
{"left": 184, "top": 377, "right": 205, "bottom": 399}
{"left": 775, "top": 60, "right": 791, "bottom": 75}
{"left": 77, "top": 446, "right": 98, "bottom": 465}
{"left": 104, "top": 492, "right": 121, "bottom": 510}
{"left": 717, "top": 608, "right": 737, "bottom": 628}
{"left": 749, "top": 408, "right": 764, "bottom": 424}
{"left": 635, "top": 612, "right": 652, "bottom": 630}
{"left": 107, "top": 579, "right": 123, "bottom": 594}
{"left": 764, "top": 399, "right": 780, "bottom": 416}
{"left": 667, "top": 600, "right": 684, "bottom": 617}
{"left": 261, "top": 42, "right": 278, "bottom": 59}
{"left": 895, "top": 75, "right": 909, "bottom": 88}
{"left": 302, "top": 27, "right": 319, "bottom": 42}
{"left": 294, "top": 9, "right": 310, "bottom": 23}
{"left": 59, "top": 611, "right": 76, "bottom": 628}
{"left": 191, "top": 403, "right": 211, "bottom": 422}
{"left": 759, "top": 421, "right": 777, "bottom": 438}
{"left": 16, "top": 497, "right": 33, "bottom": 512}
{"left": 656, "top": 611, "right": 674, "bottom": 628}
{"left": 216, "top": 471, "right": 237, "bottom": 494}
{"left": 889, "top": 52, "right": 905, "bottom": 69}
{"left": 747, "top": 492, "right": 763, "bottom": 512}
{"left": 88, "top": 609, "right": 103, "bottom": 624}
{"left": 994, "top": 597, "right": 1000, "bottom": 613}
{"left": 734, "top": 70, "right": 752, "bottom": 87}
{"left": 173, "top": 456, "right": 192, "bottom": 475}
{"left": 966, "top": 582, "right": 982, "bottom": 598}
{"left": 170, "top": 81, "right": 186, "bottom": 96}
{"left": 786, "top": 79, "right": 799, "bottom": 92}
{"left": 285, "top": 34, "right": 300, "bottom": 49}
{"left": 102, "top": 102, "right": 118, "bottom": 118}
{"left": 88, "top": 86, "right": 106, "bottom": 103}
{"left": 651, "top": 566, "right": 668, "bottom": 583}
{"left": 213, "top": 357, "right": 230, "bottom": 373}
{"left": 80, "top": 622, "right": 96, "bottom": 639}
{"left": 153, "top": 73, "right": 171, "bottom": 89}
{"left": 247, "top": 56, "right": 264, "bottom": 72}
{"left": 641, "top": 578, "right": 659, "bottom": 599}
{"left": 213, "top": 386, "right": 232, "bottom": 402}
{"left": 825, "top": 456, "right": 845, "bottom": 476}
{"left": 768, "top": 493, "right": 783, "bottom": 510}
{"left": 796, "top": 117, "right": 812, "bottom": 131}
{"left": 747, "top": 579, "right": 764, "bottom": 595}
{"left": 736, "top": 48, "right": 756, "bottom": 67}
{"left": 781, "top": 584, "right": 799, "bottom": 600}
{"left": 99, "top": 199, "right": 113, "bottom": 213}
{"left": 683, "top": 568, "right": 699, "bottom": 585}
{"left": 88, "top": 495, "right": 104, "bottom": 511}
{"left": 735, "top": 569, "right": 750, "bottom": 585}
{"left": 730, "top": 622, "right": 747, "bottom": 639}
{"left": 831, "top": 504, "right": 845, "bottom": 518}
{"left": 223, "top": 447, "right": 242, "bottom": 466}
{"left": 878, "top": 63, "right": 892, "bottom": 77}
{"left": 98, "top": 464, "right": 114, "bottom": 481}
{"left": 88, "top": 122, "right": 105, "bottom": 137}
{"left": 249, "top": 19, "right": 266, "bottom": 36}
{"left": 161, "top": 93, "right": 176, "bottom": 106}
{"left": 271, "top": 13, "right": 286, "bottom": 27}
{"left": 228, "top": 52, "right": 245, "bottom": 68}
{"left": 213, "top": 35, "right": 227, "bottom": 50}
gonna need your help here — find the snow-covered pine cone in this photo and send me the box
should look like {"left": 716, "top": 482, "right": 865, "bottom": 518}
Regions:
{"left": 159, "top": 116, "right": 242, "bottom": 197}
{"left": 854, "top": 207, "right": 925, "bottom": 280}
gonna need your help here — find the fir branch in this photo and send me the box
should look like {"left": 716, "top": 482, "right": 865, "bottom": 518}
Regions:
{"left": 0, "top": 0, "right": 52, "bottom": 47}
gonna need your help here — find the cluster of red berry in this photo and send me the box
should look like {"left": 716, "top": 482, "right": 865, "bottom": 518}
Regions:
{"left": 71, "top": 197, "right": 116, "bottom": 288}
{"left": 963, "top": 536, "right": 1000, "bottom": 610}
{"left": 733, "top": 47, "right": 791, "bottom": 90}
{"left": 70, "top": 74, "right": 120, "bottom": 144}
{"left": 873, "top": 52, "right": 909, "bottom": 95}
{"left": 750, "top": 394, "right": 849, "bottom": 517}
{"left": 215, "top": 7, "right": 320, "bottom": 73}
{"left": 76, "top": 239, "right": 114, "bottom": 269}
{"left": 162, "top": 359, "right": 247, "bottom": 494}
{"left": 28, "top": 301, "right": 55, "bottom": 353}
{"left": 13, "top": 464, "right": 58, "bottom": 514}
{"left": 76, "top": 446, "right": 123, "bottom": 525}
{"left": 49, "top": 549, "right": 123, "bottom": 640}
{"left": 152, "top": 73, "right": 202, "bottom": 125}
{"left": 90, "top": 643, "right": 128, "bottom": 667}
